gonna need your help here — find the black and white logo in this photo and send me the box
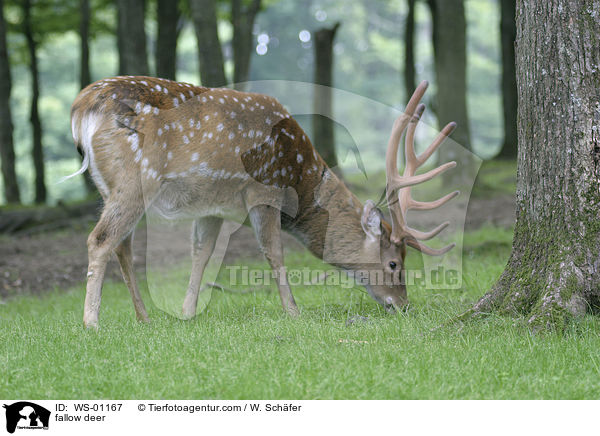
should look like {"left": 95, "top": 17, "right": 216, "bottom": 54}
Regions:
{"left": 3, "top": 402, "right": 50, "bottom": 434}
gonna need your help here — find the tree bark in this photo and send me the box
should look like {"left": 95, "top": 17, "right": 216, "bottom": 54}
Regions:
{"left": 156, "top": 0, "right": 179, "bottom": 80}
{"left": 23, "top": 0, "right": 45, "bottom": 204}
{"left": 472, "top": 0, "right": 600, "bottom": 330}
{"left": 231, "top": 0, "right": 261, "bottom": 90}
{"left": 404, "top": 0, "right": 416, "bottom": 99}
{"left": 80, "top": 0, "right": 91, "bottom": 89}
{"left": 79, "top": 0, "right": 95, "bottom": 194}
{"left": 312, "top": 22, "right": 340, "bottom": 170}
{"left": 117, "top": 0, "right": 149, "bottom": 76}
{"left": 0, "top": 0, "right": 20, "bottom": 204}
{"left": 496, "top": 0, "right": 518, "bottom": 159}
{"left": 189, "top": 0, "right": 227, "bottom": 87}
{"left": 428, "top": 0, "right": 472, "bottom": 183}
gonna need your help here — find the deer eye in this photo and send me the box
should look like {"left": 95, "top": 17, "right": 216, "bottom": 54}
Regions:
{"left": 389, "top": 261, "right": 397, "bottom": 270}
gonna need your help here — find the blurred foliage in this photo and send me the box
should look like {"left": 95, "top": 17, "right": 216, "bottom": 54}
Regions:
{"left": 0, "top": 0, "right": 504, "bottom": 205}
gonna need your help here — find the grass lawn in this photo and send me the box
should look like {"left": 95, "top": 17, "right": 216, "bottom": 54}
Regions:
{"left": 1, "top": 225, "right": 599, "bottom": 399}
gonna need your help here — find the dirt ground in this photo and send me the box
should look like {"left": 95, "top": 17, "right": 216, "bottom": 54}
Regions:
{"left": 0, "top": 193, "right": 515, "bottom": 299}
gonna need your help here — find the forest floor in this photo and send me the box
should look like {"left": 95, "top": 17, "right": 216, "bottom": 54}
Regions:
{"left": 0, "top": 161, "right": 516, "bottom": 299}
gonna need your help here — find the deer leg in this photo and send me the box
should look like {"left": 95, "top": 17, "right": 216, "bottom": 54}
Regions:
{"left": 84, "top": 196, "right": 144, "bottom": 329}
{"left": 248, "top": 205, "right": 299, "bottom": 316}
{"left": 182, "top": 216, "right": 223, "bottom": 319}
{"left": 115, "top": 231, "right": 149, "bottom": 323}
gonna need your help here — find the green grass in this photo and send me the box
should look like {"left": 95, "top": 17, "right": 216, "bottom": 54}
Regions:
{"left": 1, "top": 225, "right": 599, "bottom": 399}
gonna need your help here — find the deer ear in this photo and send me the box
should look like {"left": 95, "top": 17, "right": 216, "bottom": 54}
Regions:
{"left": 361, "top": 200, "right": 383, "bottom": 240}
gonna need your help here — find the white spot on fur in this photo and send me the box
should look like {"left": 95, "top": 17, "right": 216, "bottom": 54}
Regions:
{"left": 191, "top": 152, "right": 199, "bottom": 162}
{"left": 297, "top": 154, "right": 303, "bottom": 163}
{"left": 128, "top": 133, "right": 139, "bottom": 151}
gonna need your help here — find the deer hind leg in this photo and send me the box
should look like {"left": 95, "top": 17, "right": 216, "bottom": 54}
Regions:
{"left": 182, "top": 216, "right": 223, "bottom": 319}
{"left": 248, "top": 205, "right": 299, "bottom": 316}
{"left": 115, "top": 231, "right": 149, "bottom": 322}
{"left": 84, "top": 195, "right": 145, "bottom": 329}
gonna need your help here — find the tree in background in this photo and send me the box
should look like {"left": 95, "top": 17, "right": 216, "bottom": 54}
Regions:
{"left": 189, "top": 0, "right": 226, "bottom": 87}
{"left": 117, "top": 0, "right": 149, "bottom": 76}
{"left": 471, "top": 0, "right": 600, "bottom": 329}
{"left": 79, "top": 0, "right": 95, "bottom": 194}
{"left": 0, "top": 0, "right": 19, "bottom": 204}
{"left": 23, "top": 0, "right": 45, "bottom": 203}
{"left": 231, "top": 0, "right": 261, "bottom": 90}
{"left": 403, "top": 0, "right": 416, "bottom": 100}
{"left": 427, "top": 0, "right": 471, "bottom": 179}
{"left": 496, "top": 0, "right": 517, "bottom": 159}
{"left": 80, "top": 0, "right": 91, "bottom": 89}
{"left": 312, "top": 22, "right": 340, "bottom": 170}
{"left": 156, "top": 0, "right": 180, "bottom": 80}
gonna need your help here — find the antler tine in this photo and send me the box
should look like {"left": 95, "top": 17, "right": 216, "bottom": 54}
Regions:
{"left": 417, "top": 121, "right": 457, "bottom": 166}
{"left": 409, "top": 190, "right": 460, "bottom": 211}
{"left": 406, "top": 221, "right": 450, "bottom": 241}
{"left": 406, "top": 238, "right": 456, "bottom": 256}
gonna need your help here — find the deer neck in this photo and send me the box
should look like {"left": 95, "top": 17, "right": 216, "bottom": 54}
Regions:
{"left": 286, "top": 169, "right": 370, "bottom": 269}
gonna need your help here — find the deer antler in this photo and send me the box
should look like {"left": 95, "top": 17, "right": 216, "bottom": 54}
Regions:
{"left": 385, "top": 80, "right": 459, "bottom": 256}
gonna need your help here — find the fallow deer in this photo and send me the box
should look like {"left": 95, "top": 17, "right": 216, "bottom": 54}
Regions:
{"left": 66, "top": 77, "right": 458, "bottom": 328}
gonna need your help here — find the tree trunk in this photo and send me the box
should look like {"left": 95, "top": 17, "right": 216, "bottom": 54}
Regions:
{"left": 80, "top": 0, "right": 91, "bottom": 89}
{"left": 189, "top": 0, "right": 227, "bottom": 87}
{"left": 404, "top": 0, "right": 416, "bottom": 100}
{"left": 156, "top": 0, "right": 179, "bottom": 80}
{"left": 24, "top": 0, "right": 45, "bottom": 204}
{"left": 472, "top": 0, "right": 600, "bottom": 330}
{"left": 312, "top": 22, "right": 340, "bottom": 170}
{"left": 79, "top": 0, "right": 95, "bottom": 194}
{"left": 0, "top": 0, "right": 20, "bottom": 204}
{"left": 496, "top": 0, "right": 518, "bottom": 159}
{"left": 428, "top": 0, "right": 472, "bottom": 183}
{"left": 117, "top": 0, "right": 149, "bottom": 76}
{"left": 231, "top": 0, "right": 261, "bottom": 90}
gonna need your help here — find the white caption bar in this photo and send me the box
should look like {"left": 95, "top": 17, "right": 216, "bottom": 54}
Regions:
{"left": 0, "top": 400, "right": 597, "bottom": 435}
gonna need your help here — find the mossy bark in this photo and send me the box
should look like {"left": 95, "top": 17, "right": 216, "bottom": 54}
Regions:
{"left": 473, "top": 0, "right": 600, "bottom": 330}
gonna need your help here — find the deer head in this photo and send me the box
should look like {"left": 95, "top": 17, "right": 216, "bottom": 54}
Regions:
{"left": 347, "top": 80, "right": 459, "bottom": 312}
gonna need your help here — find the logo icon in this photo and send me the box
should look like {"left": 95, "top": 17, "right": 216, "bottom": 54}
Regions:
{"left": 3, "top": 402, "right": 50, "bottom": 434}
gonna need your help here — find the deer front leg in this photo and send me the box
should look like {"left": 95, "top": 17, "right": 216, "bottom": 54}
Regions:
{"left": 248, "top": 205, "right": 299, "bottom": 316}
{"left": 182, "top": 216, "right": 223, "bottom": 319}
{"left": 84, "top": 196, "right": 144, "bottom": 329}
{"left": 115, "top": 231, "right": 149, "bottom": 323}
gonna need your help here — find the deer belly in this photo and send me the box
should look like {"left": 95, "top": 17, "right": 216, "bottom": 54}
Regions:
{"left": 149, "top": 177, "right": 248, "bottom": 222}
